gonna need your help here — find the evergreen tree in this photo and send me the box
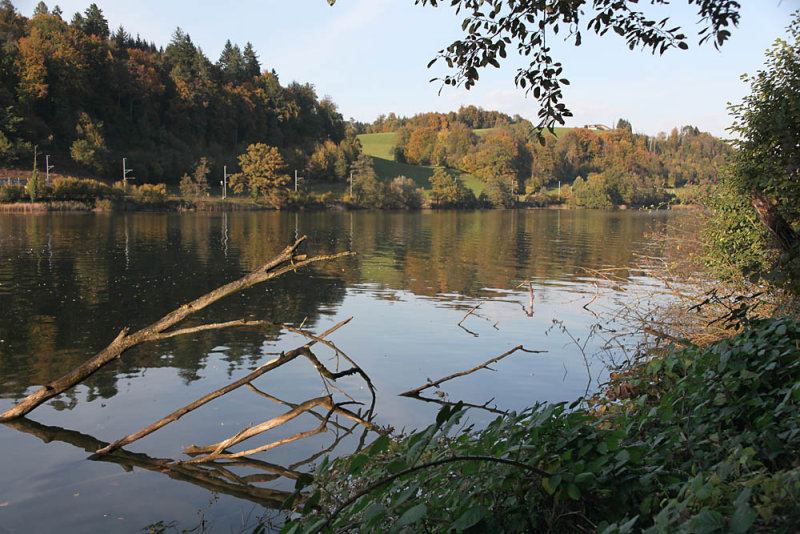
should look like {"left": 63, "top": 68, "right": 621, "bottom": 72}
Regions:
{"left": 243, "top": 42, "right": 260, "bottom": 78}
{"left": 82, "top": 3, "right": 108, "bottom": 39}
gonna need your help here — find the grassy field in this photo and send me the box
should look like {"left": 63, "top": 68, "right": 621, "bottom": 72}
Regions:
{"left": 357, "top": 132, "right": 397, "bottom": 160}
{"left": 358, "top": 132, "right": 485, "bottom": 195}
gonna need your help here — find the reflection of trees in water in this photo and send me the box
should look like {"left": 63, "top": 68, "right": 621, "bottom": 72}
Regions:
{"left": 0, "top": 210, "right": 681, "bottom": 403}
{"left": 345, "top": 210, "right": 674, "bottom": 298}
{"left": 0, "top": 213, "right": 349, "bottom": 402}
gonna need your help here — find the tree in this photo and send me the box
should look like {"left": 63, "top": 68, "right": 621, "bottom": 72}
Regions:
{"left": 230, "top": 143, "right": 290, "bottom": 204}
{"left": 348, "top": 153, "right": 383, "bottom": 208}
{"left": 70, "top": 112, "right": 107, "bottom": 173}
{"left": 26, "top": 146, "right": 39, "bottom": 202}
{"left": 242, "top": 42, "right": 261, "bottom": 78}
{"left": 386, "top": 175, "right": 423, "bottom": 209}
{"left": 81, "top": 3, "right": 108, "bottom": 39}
{"left": 708, "top": 14, "right": 800, "bottom": 293}
{"left": 429, "top": 167, "right": 476, "bottom": 208}
{"left": 32, "top": 2, "right": 48, "bottom": 16}
{"left": 326, "top": 0, "right": 740, "bottom": 132}
{"left": 180, "top": 157, "right": 211, "bottom": 197}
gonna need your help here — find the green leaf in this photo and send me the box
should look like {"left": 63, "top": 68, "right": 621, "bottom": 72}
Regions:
{"left": 302, "top": 490, "right": 321, "bottom": 514}
{"left": 387, "top": 459, "right": 408, "bottom": 474}
{"left": 452, "top": 507, "right": 486, "bottom": 531}
{"left": 731, "top": 489, "right": 756, "bottom": 533}
{"left": 348, "top": 454, "right": 368, "bottom": 474}
{"left": 369, "top": 434, "right": 390, "bottom": 456}
{"left": 365, "top": 503, "right": 386, "bottom": 523}
{"left": 294, "top": 473, "right": 313, "bottom": 490}
{"left": 567, "top": 483, "right": 581, "bottom": 500}
{"left": 396, "top": 503, "right": 427, "bottom": 528}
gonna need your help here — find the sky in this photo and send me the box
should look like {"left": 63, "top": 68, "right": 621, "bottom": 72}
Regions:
{"left": 13, "top": 0, "right": 800, "bottom": 137}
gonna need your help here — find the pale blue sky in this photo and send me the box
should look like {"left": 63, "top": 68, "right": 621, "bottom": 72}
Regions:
{"left": 15, "top": 0, "right": 800, "bottom": 136}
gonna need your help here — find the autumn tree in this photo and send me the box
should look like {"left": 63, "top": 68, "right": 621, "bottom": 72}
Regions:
{"left": 180, "top": 156, "right": 211, "bottom": 198}
{"left": 230, "top": 143, "right": 290, "bottom": 204}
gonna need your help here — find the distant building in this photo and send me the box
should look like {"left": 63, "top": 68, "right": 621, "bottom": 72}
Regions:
{"left": 583, "top": 124, "right": 612, "bottom": 131}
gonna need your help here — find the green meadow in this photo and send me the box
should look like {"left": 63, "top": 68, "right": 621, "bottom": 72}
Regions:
{"left": 357, "top": 132, "right": 485, "bottom": 196}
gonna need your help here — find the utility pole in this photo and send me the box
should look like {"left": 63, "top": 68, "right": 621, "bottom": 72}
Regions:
{"left": 45, "top": 155, "right": 54, "bottom": 184}
{"left": 294, "top": 170, "right": 304, "bottom": 192}
{"left": 349, "top": 171, "right": 353, "bottom": 197}
{"left": 558, "top": 180, "right": 561, "bottom": 201}
{"left": 221, "top": 166, "right": 230, "bottom": 199}
{"left": 122, "top": 158, "right": 134, "bottom": 190}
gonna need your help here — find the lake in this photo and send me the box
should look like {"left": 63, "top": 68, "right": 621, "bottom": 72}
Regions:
{"left": 0, "top": 209, "right": 683, "bottom": 532}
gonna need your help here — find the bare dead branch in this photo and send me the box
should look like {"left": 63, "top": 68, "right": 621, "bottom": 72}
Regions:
{"left": 93, "top": 317, "right": 352, "bottom": 455}
{"left": 182, "top": 396, "right": 334, "bottom": 459}
{"left": 400, "top": 345, "right": 546, "bottom": 397}
{"left": 457, "top": 300, "right": 485, "bottom": 327}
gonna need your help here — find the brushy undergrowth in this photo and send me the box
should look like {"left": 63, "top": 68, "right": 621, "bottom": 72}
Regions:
{"left": 279, "top": 316, "right": 800, "bottom": 533}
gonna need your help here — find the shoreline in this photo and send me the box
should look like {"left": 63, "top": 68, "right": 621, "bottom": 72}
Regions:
{"left": 0, "top": 200, "right": 701, "bottom": 213}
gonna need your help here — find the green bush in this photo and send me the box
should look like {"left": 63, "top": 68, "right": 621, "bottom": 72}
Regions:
{"left": 0, "top": 184, "right": 26, "bottom": 203}
{"left": 51, "top": 177, "right": 115, "bottom": 201}
{"left": 282, "top": 317, "right": 800, "bottom": 533}
{"left": 130, "top": 183, "right": 167, "bottom": 204}
{"left": 385, "top": 176, "right": 423, "bottom": 209}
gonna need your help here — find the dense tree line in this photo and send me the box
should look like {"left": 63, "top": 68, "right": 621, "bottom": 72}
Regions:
{"left": 0, "top": 1, "right": 359, "bottom": 183}
{"left": 353, "top": 105, "right": 522, "bottom": 134}
{"left": 382, "top": 111, "right": 728, "bottom": 207}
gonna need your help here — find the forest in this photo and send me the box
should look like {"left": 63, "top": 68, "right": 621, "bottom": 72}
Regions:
{"left": 361, "top": 108, "right": 729, "bottom": 208}
{"left": 0, "top": 1, "right": 360, "bottom": 183}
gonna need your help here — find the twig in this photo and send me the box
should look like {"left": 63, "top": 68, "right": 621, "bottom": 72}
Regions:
{"left": 400, "top": 345, "right": 546, "bottom": 397}
{"left": 181, "top": 397, "right": 334, "bottom": 462}
{"left": 457, "top": 300, "right": 485, "bottom": 327}
{"left": 582, "top": 283, "right": 599, "bottom": 316}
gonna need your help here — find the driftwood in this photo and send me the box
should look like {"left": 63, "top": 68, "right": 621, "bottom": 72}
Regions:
{"left": 400, "top": 345, "right": 546, "bottom": 398}
{"left": 1, "top": 236, "right": 354, "bottom": 422}
{"left": 457, "top": 300, "right": 485, "bottom": 327}
{"left": 517, "top": 280, "right": 535, "bottom": 317}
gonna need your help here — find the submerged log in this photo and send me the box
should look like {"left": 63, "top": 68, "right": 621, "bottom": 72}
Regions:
{"left": 0, "top": 236, "right": 354, "bottom": 422}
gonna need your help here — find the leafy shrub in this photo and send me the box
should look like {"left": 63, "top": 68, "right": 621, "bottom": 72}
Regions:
{"left": 51, "top": 177, "right": 115, "bottom": 201}
{"left": 524, "top": 186, "right": 559, "bottom": 207}
{"left": 428, "top": 168, "right": 476, "bottom": 208}
{"left": 481, "top": 175, "right": 515, "bottom": 208}
{"left": 130, "top": 183, "right": 167, "bottom": 204}
{"left": 0, "top": 184, "right": 26, "bottom": 203}
{"left": 385, "top": 176, "right": 423, "bottom": 209}
{"left": 282, "top": 317, "right": 800, "bottom": 533}
{"left": 572, "top": 173, "right": 612, "bottom": 208}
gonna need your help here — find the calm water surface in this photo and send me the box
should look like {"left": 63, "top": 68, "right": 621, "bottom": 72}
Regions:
{"left": 0, "top": 210, "right": 679, "bottom": 532}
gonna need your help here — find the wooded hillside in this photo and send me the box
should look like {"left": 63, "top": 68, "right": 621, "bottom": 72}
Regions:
{"left": 0, "top": 1, "right": 359, "bottom": 182}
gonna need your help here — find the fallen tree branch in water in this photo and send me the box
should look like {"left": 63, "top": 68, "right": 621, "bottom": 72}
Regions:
{"left": 457, "top": 300, "right": 485, "bottom": 327}
{"left": 400, "top": 345, "right": 546, "bottom": 398}
{"left": 0, "top": 236, "right": 354, "bottom": 422}
{"left": 94, "top": 318, "right": 353, "bottom": 455}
